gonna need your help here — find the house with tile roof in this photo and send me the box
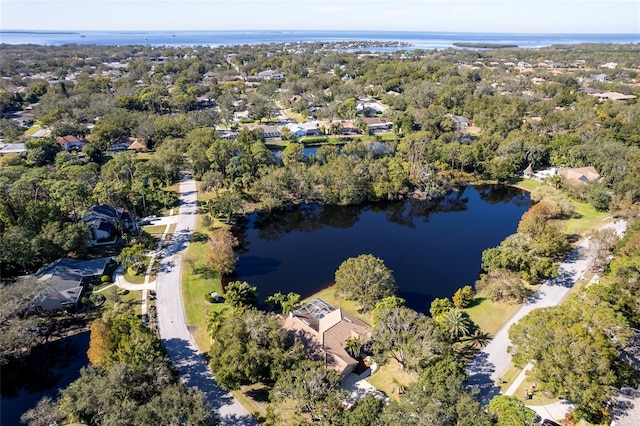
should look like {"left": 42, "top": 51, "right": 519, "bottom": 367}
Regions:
{"left": 57, "top": 135, "right": 87, "bottom": 152}
{"left": 558, "top": 166, "right": 601, "bottom": 184}
{"left": 282, "top": 298, "right": 372, "bottom": 376}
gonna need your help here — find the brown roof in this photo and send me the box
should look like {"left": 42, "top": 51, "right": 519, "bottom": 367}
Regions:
{"left": 523, "top": 164, "right": 534, "bottom": 176}
{"left": 282, "top": 301, "right": 372, "bottom": 375}
{"left": 558, "top": 166, "right": 601, "bottom": 183}
{"left": 57, "top": 135, "right": 84, "bottom": 145}
{"left": 127, "top": 138, "right": 147, "bottom": 150}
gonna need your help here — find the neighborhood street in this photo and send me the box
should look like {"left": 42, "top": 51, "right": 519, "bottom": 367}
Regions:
{"left": 155, "top": 173, "right": 255, "bottom": 425}
{"left": 467, "top": 220, "right": 627, "bottom": 409}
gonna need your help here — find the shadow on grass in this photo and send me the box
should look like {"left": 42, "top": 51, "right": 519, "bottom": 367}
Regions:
{"left": 245, "top": 387, "right": 270, "bottom": 403}
{"left": 192, "top": 231, "right": 209, "bottom": 243}
{"left": 467, "top": 297, "right": 486, "bottom": 309}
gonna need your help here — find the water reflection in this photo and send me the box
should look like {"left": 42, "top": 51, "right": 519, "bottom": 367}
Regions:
{"left": 1, "top": 332, "right": 90, "bottom": 425}
{"left": 234, "top": 185, "right": 529, "bottom": 312}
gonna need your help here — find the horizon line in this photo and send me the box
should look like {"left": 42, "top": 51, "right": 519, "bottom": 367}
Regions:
{"left": 1, "top": 28, "right": 639, "bottom": 36}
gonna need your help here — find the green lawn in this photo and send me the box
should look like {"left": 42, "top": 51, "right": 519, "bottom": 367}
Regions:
{"left": 142, "top": 224, "right": 166, "bottom": 235}
{"left": 181, "top": 211, "right": 228, "bottom": 353}
{"left": 511, "top": 178, "right": 542, "bottom": 192}
{"left": 465, "top": 297, "right": 523, "bottom": 337}
{"left": 563, "top": 199, "right": 608, "bottom": 237}
{"left": 367, "top": 359, "right": 418, "bottom": 399}
{"left": 120, "top": 289, "right": 144, "bottom": 317}
{"left": 123, "top": 267, "right": 147, "bottom": 285}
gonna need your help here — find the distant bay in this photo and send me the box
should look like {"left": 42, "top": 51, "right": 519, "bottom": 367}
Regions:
{"left": 0, "top": 30, "right": 638, "bottom": 49}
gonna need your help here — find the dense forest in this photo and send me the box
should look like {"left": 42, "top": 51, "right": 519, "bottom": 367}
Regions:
{"left": 1, "top": 41, "right": 640, "bottom": 425}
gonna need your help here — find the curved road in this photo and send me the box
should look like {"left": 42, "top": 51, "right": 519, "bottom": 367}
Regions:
{"left": 155, "top": 173, "right": 255, "bottom": 425}
{"left": 467, "top": 219, "right": 627, "bottom": 405}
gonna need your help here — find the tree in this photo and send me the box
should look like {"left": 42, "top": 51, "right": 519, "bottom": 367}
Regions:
{"left": 20, "top": 396, "right": 65, "bottom": 426}
{"left": 340, "top": 394, "right": 384, "bottom": 426}
{"left": 371, "top": 295, "right": 405, "bottom": 326}
{"left": 334, "top": 254, "right": 398, "bottom": 312}
{"left": 439, "top": 309, "right": 475, "bottom": 341}
{"left": 208, "top": 190, "right": 242, "bottom": 223}
{"left": 345, "top": 336, "right": 362, "bottom": 358}
{"left": 429, "top": 297, "right": 453, "bottom": 318}
{"left": 206, "top": 228, "right": 238, "bottom": 276}
{"left": 0, "top": 278, "right": 49, "bottom": 364}
{"left": 508, "top": 296, "right": 633, "bottom": 421}
{"left": 488, "top": 395, "right": 540, "bottom": 426}
{"left": 265, "top": 291, "right": 301, "bottom": 314}
{"left": 371, "top": 306, "right": 446, "bottom": 372}
{"left": 209, "top": 309, "right": 299, "bottom": 389}
{"left": 87, "top": 318, "right": 114, "bottom": 367}
{"left": 452, "top": 285, "right": 474, "bottom": 308}
{"left": 475, "top": 269, "right": 532, "bottom": 303}
{"left": 271, "top": 360, "right": 346, "bottom": 423}
{"left": 378, "top": 356, "right": 494, "bottom": 426}
{"left": 117, "top": 244, "right": 148, "bottom": 275}
{"left": 224, "top": 280, "right": 258, "bottom": 310}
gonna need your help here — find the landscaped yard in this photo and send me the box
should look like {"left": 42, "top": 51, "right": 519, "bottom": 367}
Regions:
{"left": 367, "top": 358, "right": 418, "bottom": 400}
{"left": 465, "top": 297, "right": 523, "bottom": 337}
{"left": 562, "top": 199, "right": 608, "bottom": 237}
{"left": 123, "top": 267, "right": 147, "bottom": 285}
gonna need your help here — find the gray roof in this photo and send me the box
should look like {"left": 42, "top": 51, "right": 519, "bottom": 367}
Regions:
{"left": 35, "top": 257, "right": 113, "bottom": 309}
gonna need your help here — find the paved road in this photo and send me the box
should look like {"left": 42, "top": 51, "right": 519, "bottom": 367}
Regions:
{"left": 467, "top": 220, "right": 627, "bottom": 404}
{"left": 155, "top": 173, "right": 256, "bottom": 425}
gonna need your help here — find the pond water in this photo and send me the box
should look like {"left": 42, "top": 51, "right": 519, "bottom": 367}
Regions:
{"left": 234, "top": 185, "right": 530, "bottom": 313}
{"left": 1, "top": 332, "right": 90, "bottom": 425}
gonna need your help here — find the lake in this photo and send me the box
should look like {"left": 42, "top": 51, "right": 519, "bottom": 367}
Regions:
{"left": 1, "top": 332, "right": 90, "bottom": 426}
{"left": 234, "top": 185, "right": 530, "bottom": 313}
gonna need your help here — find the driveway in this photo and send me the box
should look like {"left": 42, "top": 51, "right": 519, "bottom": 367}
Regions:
{"left": 467, "top": 220, "right": 627, "bottom": 404}
{"left": 155, "top": 173, "right": 256, "bottom": 425}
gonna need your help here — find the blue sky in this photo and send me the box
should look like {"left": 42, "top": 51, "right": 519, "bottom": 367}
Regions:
{"left": 1, "top": 0, "right": 639, "bottom": 33}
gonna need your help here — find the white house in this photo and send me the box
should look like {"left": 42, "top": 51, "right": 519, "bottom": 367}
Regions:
{"left": 284, "top": 122, "right": 322, "bottom": 138}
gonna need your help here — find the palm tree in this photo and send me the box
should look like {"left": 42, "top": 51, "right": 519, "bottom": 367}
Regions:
{"left": 345, "top": 336, "right": 362, "bottom": 359}
{"left": 441, "top": 309, "right": 475, "bottom": 341}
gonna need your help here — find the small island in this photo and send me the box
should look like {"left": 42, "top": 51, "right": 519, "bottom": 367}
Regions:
{"left": 453, "top": 42, "right": 518, "bottom": 48}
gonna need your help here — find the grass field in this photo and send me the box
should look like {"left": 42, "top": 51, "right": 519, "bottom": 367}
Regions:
{"left": 465, "top": 297, "right": 525, "bottom": 337}
{"left": 123, "top": 267, "right": 146, "bottom": 284}
{"left": 563, "top": 199, "right": 609, "bottom": 237}
{"left": 181, "top": 206, "right": 228, "bottom": 353}
{"left": 367, "top": 359, "right": 418, "bottom": 399}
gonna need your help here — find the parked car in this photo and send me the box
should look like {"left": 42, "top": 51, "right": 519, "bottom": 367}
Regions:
{"left": 541, "top": 420, "right": 561, "bottom": 426}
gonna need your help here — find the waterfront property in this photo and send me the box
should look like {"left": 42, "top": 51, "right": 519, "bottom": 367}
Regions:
{"left": 32, "top": 257, "right": 115, "bottom": 312}
{"left": 282, "top": 298, "right": 372, "bottom": 376}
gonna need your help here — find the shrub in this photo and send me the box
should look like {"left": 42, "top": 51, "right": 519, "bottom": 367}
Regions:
{"left": 452, "top": 285, "right": 474, "bottom": 308}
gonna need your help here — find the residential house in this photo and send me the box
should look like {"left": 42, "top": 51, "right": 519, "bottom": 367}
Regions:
{"left": 127, "top": 138, "right": 148, "bottom": 152}
{"left": 558, "top": 166, "right": 601, "bottom": 184}
{"left": 362, "top": 117, "right": 393, "bottom": 133}
{"left": 590, "top": 91, "right": 637, "bottom": 102}
{"left": 250, "top": 125, "right": 282, "bottom": 141}
{"left": 600, "top": 62, "right": 618, "bottom": 70}
{"left": 446, "top": 114, "right": 472, "bottom": 132}
{"left": 282, "top": 298, "right": 372, "bottom": 376}
{"left": 82, "top": 204, "right": 137, "bottom": 246}
{"left": 0, "top": 143, "right": 26, "bottom": 155}
{"left": 254, "top": 70, "right": 285, "bottom": 80}
{"left": 284, "top": 122, "right": 322, "bottom": 138}
{"left": 523, "top": 164, "right": 534, "bottom": 178}
{"left": 590, "top": 73, "right": 611, "bottom": 83}
{"left": 57, "top": 135, "right": 87, "bottom": 152}
{"left": 32, "top": 257, "right": 115, "bottom": 312}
